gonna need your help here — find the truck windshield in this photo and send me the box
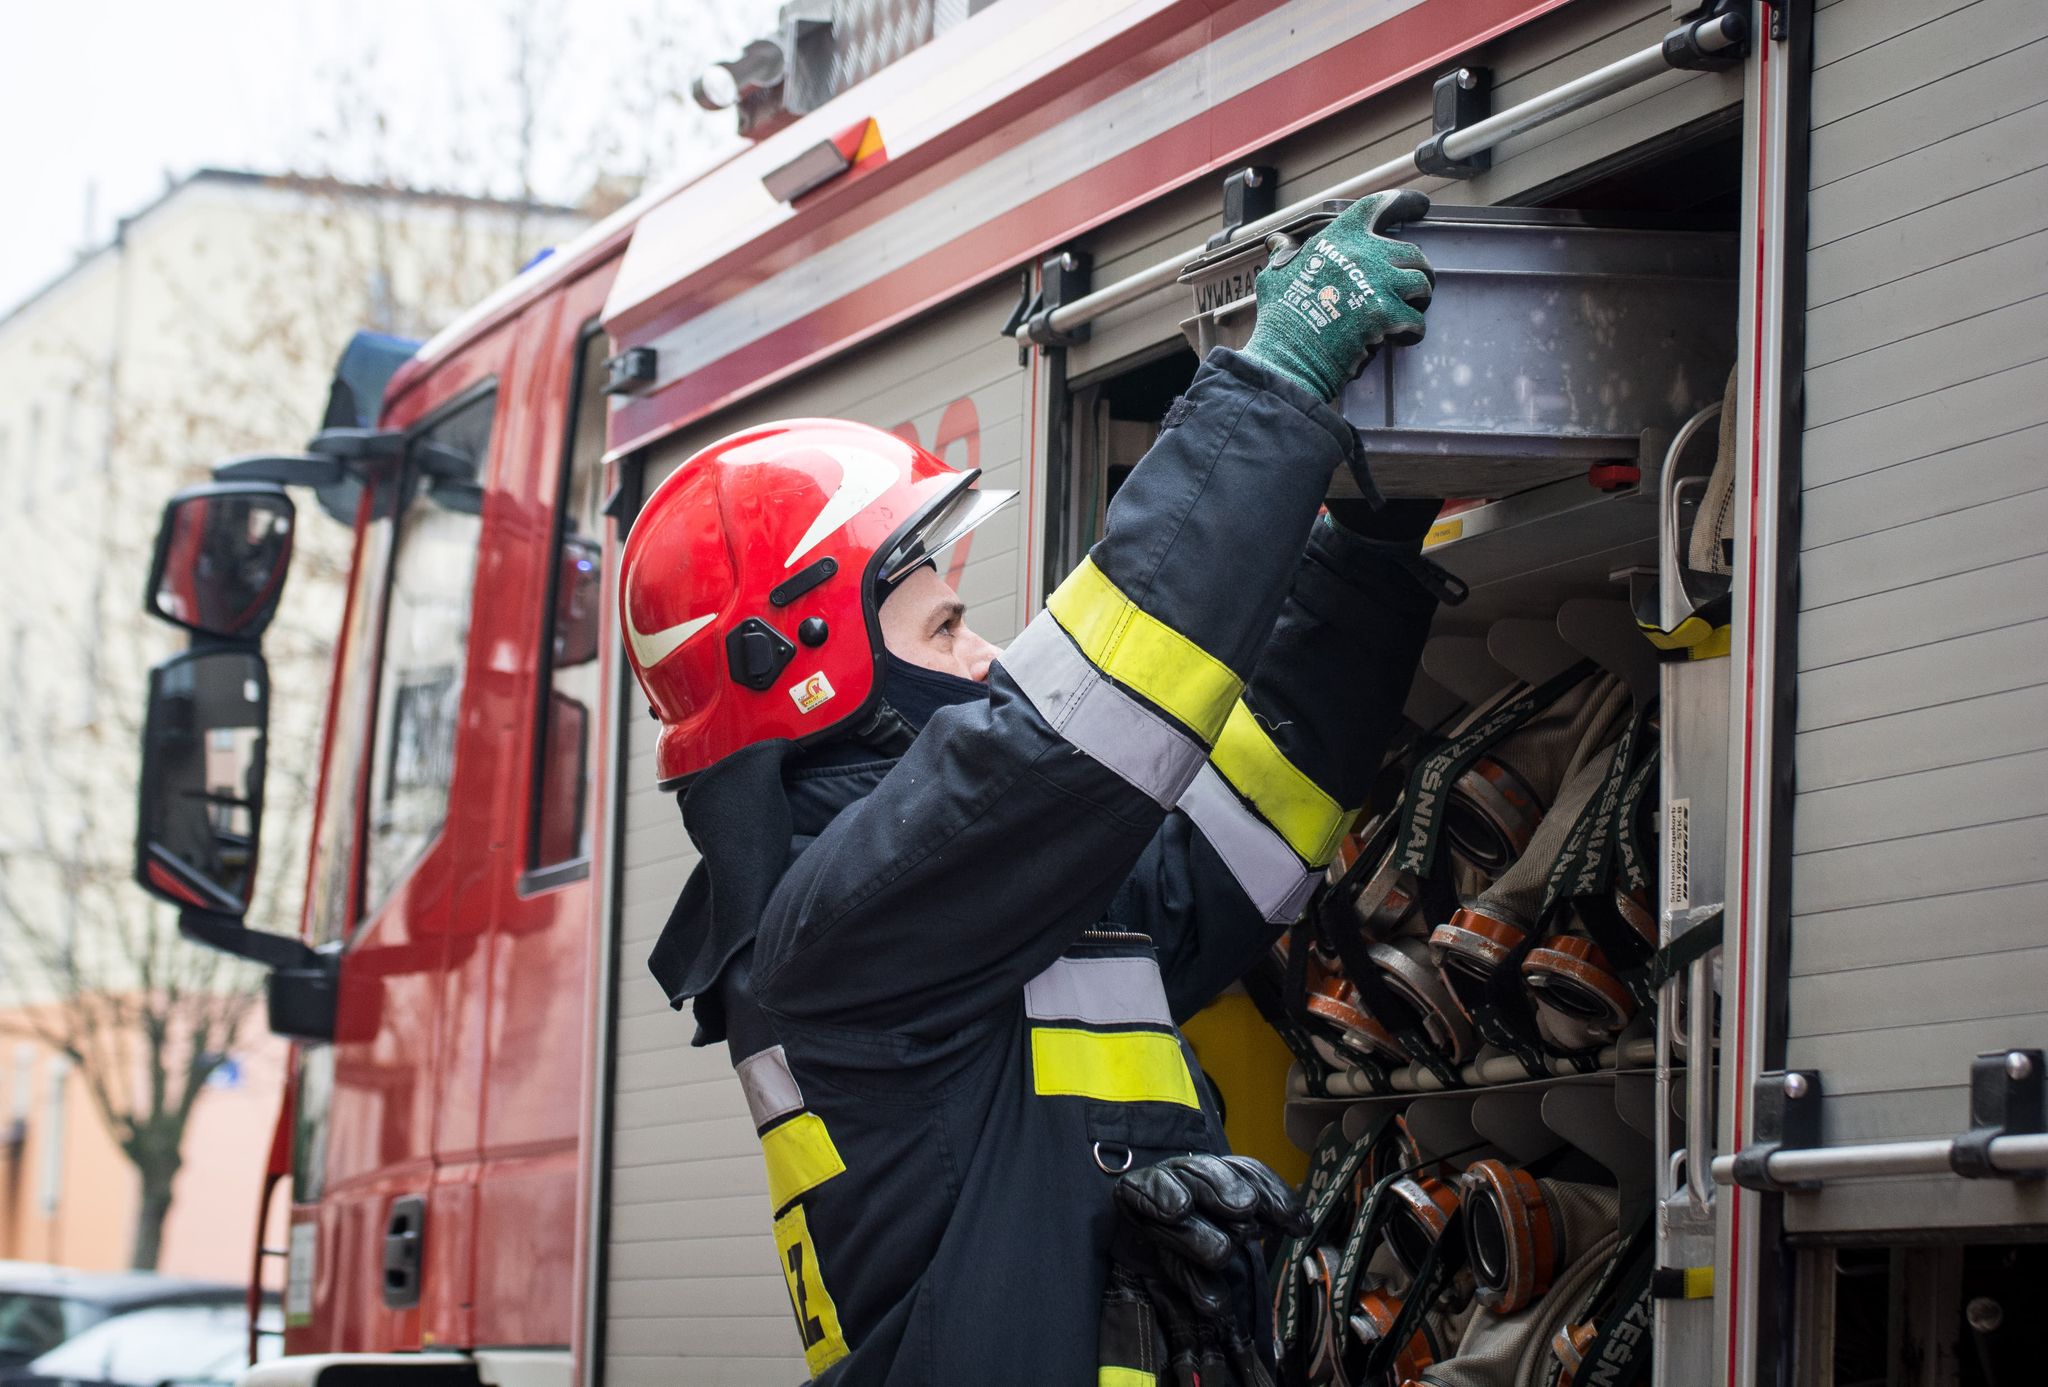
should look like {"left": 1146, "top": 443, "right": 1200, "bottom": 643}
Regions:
{"left": 361, "top": 390, "right": 494, "bottom": 914}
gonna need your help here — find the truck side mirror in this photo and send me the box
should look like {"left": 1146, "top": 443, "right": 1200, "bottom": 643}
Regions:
{"left": 135, "top": 647, "right": 269, "bottom": 917}
{"left": 145, "top": 483, "right": 296, "bottom": 640}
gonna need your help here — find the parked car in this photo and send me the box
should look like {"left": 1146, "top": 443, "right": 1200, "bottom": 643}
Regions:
{"left": 1, "top": 1296, "right": 278, "bottom": 1387}
{"left": 0, "top": 1271, "right": 243, "bottom": 1370}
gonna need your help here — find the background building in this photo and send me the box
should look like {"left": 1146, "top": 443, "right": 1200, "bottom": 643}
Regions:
{"left": 0, "top": 169, "right": 586, "bottom": 1276}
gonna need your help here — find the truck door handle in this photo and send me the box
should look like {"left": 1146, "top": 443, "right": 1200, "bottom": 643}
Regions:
{"left": 382, "top": 1195, "right": 425, "bottom": 1309}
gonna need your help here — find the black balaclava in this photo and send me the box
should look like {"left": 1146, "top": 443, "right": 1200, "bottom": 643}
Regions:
{"left": 872, "top": 557, "right": 991, "bottom": 732}
{"left": 880, "top": 651, "right": 989, "bottom": 730}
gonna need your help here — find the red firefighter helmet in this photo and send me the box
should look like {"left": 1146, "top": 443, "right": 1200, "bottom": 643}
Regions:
{"left": 621, "top": 418, "right": 1015, "bottom": 788}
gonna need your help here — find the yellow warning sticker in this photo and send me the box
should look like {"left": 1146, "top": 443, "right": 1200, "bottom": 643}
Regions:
{"left": 774, "top": 1202, "right": 849, "bottom": 1376}
{"left": 1423, "top": 518, "right": 1465, "bottom": 549}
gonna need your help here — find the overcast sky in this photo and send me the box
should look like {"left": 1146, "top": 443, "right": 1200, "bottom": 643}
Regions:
{"left": 0, "top": 0, "right": 782, "bottom": 317}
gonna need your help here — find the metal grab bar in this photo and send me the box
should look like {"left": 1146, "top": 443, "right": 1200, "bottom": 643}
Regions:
{"left": 1712, "top": 1132, "right": 2048, "bottom": 1187}
{"left": 1659, "top": 400, "right": 1723, "bottom": 628}
{"left": 1015, "top": 11, "right": 1747, "bottom": 343}
{"left": 1685, "top": 928, "right": 1717, "bottom": 1208}
{"left": 1655, "top": 903, "right": 1723, "bottom": 1212}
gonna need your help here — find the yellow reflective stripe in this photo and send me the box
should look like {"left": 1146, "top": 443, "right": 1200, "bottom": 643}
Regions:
{"left": 1100, "top": 1369, "right": 1156, "bottom": 1387}
{"left": 1031, "top": 1027, "right": 1200, "bottom": 1108}
{"left": 1683, "top": 1265, "right": 1715, "bottom": 1299}
{"left": 1209, "top": 701, "right": 1350, "bottom": 867}
{"left": 1688, "top": 624, "right": 1732, "bottom": 661}
{"left": 1046, "top": 559, "right": 1241, "bottom": 744}
{"left": 774, "top": 1201, "right": 849, "bottom": 1376}
{"left": 760, "top": 1111, "right": 846, "bottom": 1212}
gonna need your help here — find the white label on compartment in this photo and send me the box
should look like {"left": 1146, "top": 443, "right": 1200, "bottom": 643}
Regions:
{"left": 1668, "top": 798, "right": 1691, "bottom": 909}
{"left": 286, "top": 1221, "right": 316, "bottom": 1324}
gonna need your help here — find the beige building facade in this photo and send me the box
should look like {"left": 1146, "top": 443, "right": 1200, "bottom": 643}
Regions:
{"left": 0, "top": 169, "right": 585, "bottom": 1273}
{"left": 0, "top": 1021, "right": 286, "bottom": 1281}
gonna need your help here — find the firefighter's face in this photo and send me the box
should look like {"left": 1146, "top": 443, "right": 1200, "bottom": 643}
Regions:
{"left": 879, "top": 564, "right": 1000, "bottom": 682}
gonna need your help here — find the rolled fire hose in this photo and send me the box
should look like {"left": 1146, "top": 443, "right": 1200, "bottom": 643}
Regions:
{"left": 1301, "top": 1244, "right": 1346, "bottom": 1383}
{"left": 1415, "top": 1205, "right": 1623, "bottom": 1387}
{"left": 1521, "top": 716, "right": 1663, "bottom": 1054}
{"left": 1442, "top": 673, "right": 1630, "bottom": 881}
{"left": 1334, "top": 671, "right": 1630, "bottom": 1077}
{"left": 1302, "top": 943, "right": 1413, "bottom": 1070}
{"left": 1543, "top": 1210, "right": 1658, "bottom": 1387}
{"left": 1350, "top": 1285, "right": 1446, "bottom": 1384}
{"left": 1429, "top": 747, "right": 1620, "bottom": 1061}
{"left": 1276, "top": 1116, "right": 1414, "bottom": 1380}
{"left": 1329, "top": 809, "right": 1426, "bottom": 936}
{"left": 1458, "top": 1163, "right": 1621, "bottom": 1314}
{"left": 1384, "top": 1176, "right": 1464, "bottom": 1284}
{"left": 1367, "top": 1115, "right": 1426, "bottom": 1192}
{"left": 1315, "top": 813, "right": 1476, "bottom": 1082}
{"left": 1521, "top": 937, "right": 1636, "bottom": 1054}
{"left": 1369, "top": 935, "right": 1480, "bottom": 1066}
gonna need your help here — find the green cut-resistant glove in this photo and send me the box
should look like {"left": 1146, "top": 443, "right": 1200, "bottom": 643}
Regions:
{"left": 1241, "top": 188, "right": 1435, "bottom": 402}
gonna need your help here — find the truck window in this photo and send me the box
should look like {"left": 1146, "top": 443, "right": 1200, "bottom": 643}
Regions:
{"left": 305, "top": 507, "right": 394, "bottom": 948}
{"left": 528, "top": 331, "right": 607, "bottom": 878}
{"left": 361, "top": 387, "right": 495, "bottom": 916}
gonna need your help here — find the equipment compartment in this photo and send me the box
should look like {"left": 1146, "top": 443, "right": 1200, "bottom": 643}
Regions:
{"left": 1178, "top": 204, "right": 1738, "bottom": 500}
{"left": 1061, "top": 118, "right": 1743, "bottom": 1376}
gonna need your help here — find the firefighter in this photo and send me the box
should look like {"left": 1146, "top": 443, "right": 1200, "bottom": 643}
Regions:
{"left": 623, "top": 189, "right": 1444, "bottom": 1385}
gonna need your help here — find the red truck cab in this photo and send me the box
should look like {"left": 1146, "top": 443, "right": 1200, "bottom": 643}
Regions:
{"left": 287, "top": 265, "right": 622, "bottom": 1358}
{"left": 139, "top": 247, "right": 629, "bottom": 1374}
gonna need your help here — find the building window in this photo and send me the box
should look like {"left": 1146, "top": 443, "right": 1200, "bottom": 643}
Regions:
{"left": 360, "top": 387, "right": 494, "bottom": 916}
{"left": 529, "top": 332, "right": 607, "bottom": 877}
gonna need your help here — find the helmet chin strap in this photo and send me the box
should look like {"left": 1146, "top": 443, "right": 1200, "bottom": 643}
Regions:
{"left": 826, "top": 649, "right": 990, "bottom": 760}
{"left": 845, "top": 701, "right": 920, "bottom": 758}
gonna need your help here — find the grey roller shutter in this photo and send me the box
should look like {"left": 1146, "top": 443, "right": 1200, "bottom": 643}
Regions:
{"left": 1784, "top": 0, "right": 2048, "bottom": 1236}
{"left": 597, "top": 281, "right": 1029, "bottom": 1381}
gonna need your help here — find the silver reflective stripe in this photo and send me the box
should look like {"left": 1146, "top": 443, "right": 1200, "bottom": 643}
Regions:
{"left": 735, "top": 1045, "right": 804, "bottom": 1130}
{"left": 1024, "top": 956, "right": 1175, "bottom": 1027}
{"left": 997, "top": 616, "right": 1206, "bottom": 808}
{"left": 1177, "top": 764, "right": 1321, "bottom": 924}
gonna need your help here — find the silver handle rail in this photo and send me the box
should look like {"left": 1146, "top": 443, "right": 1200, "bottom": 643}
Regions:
{"left": 1713, "top": 1133, "right": 2048, "bottom": 1188}
{"left": 1014, "top": 11, "right": 1748, "bottom": 344}
{"left": 1716, "top": 1051, "right": 2048, "bottom": 1190}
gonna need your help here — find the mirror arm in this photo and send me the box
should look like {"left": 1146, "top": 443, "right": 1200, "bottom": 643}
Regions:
{"left": 308, "top": 426, "right": 402, "bottom": 463}
{"left": 212, "top": 454, "right": 346, "bottom": 489}
{"left": 178, "top": 908, "right": 320, "bottom": 972}
{"left": 212, "top": 429, "right": 401, "bottom": 489}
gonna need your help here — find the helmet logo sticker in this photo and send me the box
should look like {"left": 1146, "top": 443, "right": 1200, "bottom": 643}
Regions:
{"left": 625, "top": 597, "right": 716, "bottom": 670}
{"left": 789, "top": 671, "right": 836, "bottom": 714}
{"left": 784, "top": 445, "right": 898, "bottom": 569}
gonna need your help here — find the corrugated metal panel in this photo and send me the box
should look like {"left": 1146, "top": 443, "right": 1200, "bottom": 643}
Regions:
{"left": 1786, "top": 0, "right": 2048, "bottom": 1235}
{"left": 599, "top": 281, "right": 1029, "bottom": 1376}
{"left": 1066, "top": 0, "right": 1743, "bottom": 378}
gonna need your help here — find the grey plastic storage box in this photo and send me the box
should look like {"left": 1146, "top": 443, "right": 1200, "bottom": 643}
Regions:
{"left": 1177, "top": 202, "right": 1737, "bottom": 497}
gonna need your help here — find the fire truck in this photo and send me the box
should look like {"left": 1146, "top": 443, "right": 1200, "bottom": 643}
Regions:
{"left": 130, "top": 0, "right": 2048, "bottom": 1383}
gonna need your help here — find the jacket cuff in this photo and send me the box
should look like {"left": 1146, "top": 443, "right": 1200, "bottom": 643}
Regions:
{"left": 1297, "top": 515, "right": 1443, "bottom": 634}
{"left": 1312, "top": 510, "right": 1426, "bottom": 563}
{"left": 1204, "top": 347, "right": 1361, "bottom": 465}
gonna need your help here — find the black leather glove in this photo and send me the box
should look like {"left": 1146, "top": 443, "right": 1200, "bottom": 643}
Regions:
{"left": 1115, "top": 1154, "right": 1311, "bottom": 1315}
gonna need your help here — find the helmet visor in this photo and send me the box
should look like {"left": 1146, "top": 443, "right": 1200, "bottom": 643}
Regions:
{"left": 876, "top": 474, "right": 1019, "bottom": 587}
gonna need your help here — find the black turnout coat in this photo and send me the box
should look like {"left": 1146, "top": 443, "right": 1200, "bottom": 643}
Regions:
{"left": 650, "top": 349, "right": 1437, "bottom": 1384}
